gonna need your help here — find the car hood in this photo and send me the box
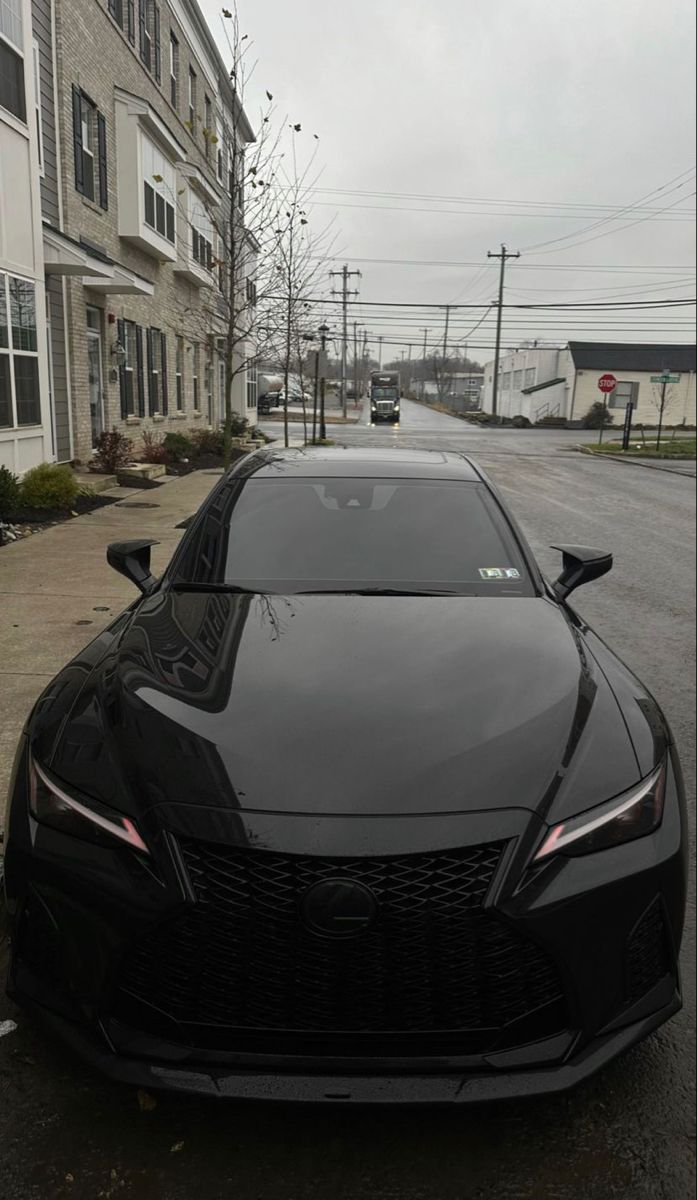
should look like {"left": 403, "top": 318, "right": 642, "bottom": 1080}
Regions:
{"left": 41, "top": 592, "right": 641, "bottom": 825}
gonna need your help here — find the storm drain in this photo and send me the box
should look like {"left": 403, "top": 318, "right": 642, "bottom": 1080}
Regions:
{"left": 116, "top": 501, "right": 160, "bottom": 509}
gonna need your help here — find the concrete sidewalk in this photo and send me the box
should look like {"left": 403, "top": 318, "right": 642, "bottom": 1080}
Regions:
{"left": 0, "top": 470, "right": 220, "bottom": 818}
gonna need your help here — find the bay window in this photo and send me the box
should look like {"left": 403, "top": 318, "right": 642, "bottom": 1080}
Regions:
{"left": 142, "top": 133, "right": 175, "bottom": 243}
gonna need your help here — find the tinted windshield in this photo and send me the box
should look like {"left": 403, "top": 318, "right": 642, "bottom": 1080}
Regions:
{"left": 372, "top": 388, "right": 399, "bottom": 399}
{"left": 172, "top": 477, "right": 534, "bottom": 596}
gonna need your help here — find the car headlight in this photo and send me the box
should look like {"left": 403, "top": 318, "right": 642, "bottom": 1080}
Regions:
{"left": 534, "top": 761, "right": 666, "bottom": 862}
{"left": 29, "top": 756, "right": 149, "bottom": 854}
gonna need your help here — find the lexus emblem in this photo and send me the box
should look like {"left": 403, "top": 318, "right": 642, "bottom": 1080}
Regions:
{"left": 300, "top": 879, "right": 379, "bottom": 938}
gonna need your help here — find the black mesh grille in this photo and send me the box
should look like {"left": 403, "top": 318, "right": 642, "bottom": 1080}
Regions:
{"left": 116, "top": 840, "right": 565, "bottom": 1046}
{"left": 626, "top": 899, "right": 671, "bottom": 1003}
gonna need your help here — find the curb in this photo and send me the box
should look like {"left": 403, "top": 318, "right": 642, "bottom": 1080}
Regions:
{"left": 577, "top": 447, "right": 696, "bottom": 478}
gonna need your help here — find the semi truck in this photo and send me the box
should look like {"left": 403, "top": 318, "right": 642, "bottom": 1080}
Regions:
{"left": 369, "top": 371, "right": 401, "bottom": 423}
{"left": 257, "top": 374, "right": 283, "bottom": 415}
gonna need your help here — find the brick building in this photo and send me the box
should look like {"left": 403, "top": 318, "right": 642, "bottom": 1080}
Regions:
{"left": 32, "top": 0, "right": 256, "bottom": 465}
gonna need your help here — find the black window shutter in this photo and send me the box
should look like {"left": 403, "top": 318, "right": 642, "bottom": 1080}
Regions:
{"left": 127, "top": 0, "right": 135, "bottom": 43}
{"left": 138, "top": 0, "right": 147, "bottom": 62}
{"left": 146, "top": 328, "right": 154, "bottom": 414}
{"left": 108, "top": 0, "right": 116, "bottom": 17}
{"left": 160, "top": 333, "right": 168, "bottom": 414}
{"left": 117, "top": 319, "right": 127, "bottom": 418}
{"left": 154, "top": 6, "right": 161, "bottom": 83}
{"left": 97, "top": 113, "right": 108, "bottom": 210}
{"left": 136, "top": 326, "right": 145, "bottom": 416}
{"left": 72, "top": 86, "right": 84, "bottom": 193}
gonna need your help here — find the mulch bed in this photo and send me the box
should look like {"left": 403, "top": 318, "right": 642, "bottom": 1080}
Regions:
{"left": 0, "top": 493, "right": 119, "bottom": 547}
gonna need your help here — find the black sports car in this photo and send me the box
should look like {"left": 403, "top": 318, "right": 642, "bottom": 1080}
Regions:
{"left": 1, "top": 448, "right": 687, "bottom": 1103}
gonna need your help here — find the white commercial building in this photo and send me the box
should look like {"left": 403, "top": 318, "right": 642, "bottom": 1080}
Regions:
{"left": 481, "top": 342, "right": 697, "bottom": 426}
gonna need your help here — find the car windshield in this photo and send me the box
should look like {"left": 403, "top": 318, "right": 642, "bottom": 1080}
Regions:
{"left": 171, "top": 477, "right": 534, "bottom": 596}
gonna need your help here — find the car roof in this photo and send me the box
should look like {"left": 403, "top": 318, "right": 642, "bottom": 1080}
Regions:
{"left": 230, "top": 447, "right": 482, "bottom": 482}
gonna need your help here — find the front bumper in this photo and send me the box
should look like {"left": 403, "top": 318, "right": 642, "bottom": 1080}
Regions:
{"left": 3, "top": 741, "right": 687, "bottom": 1103}
{"left": 12, "top": 988, "right": 682, "bottom": 1103}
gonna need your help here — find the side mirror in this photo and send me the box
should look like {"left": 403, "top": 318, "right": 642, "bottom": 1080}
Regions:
{"left": 551, "top": 544, "right": 613, "bottom": 601}
{"left": 106, "top": 539, "right": 159, "bottom": 595}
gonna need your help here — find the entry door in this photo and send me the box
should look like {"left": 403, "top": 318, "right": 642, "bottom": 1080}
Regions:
{"left": 86, "top": 308, "right": 105, "bottom": 447}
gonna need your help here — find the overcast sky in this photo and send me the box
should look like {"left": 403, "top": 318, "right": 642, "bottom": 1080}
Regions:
{"left": 200, "top": 0, "right": 696, "bottom": 364}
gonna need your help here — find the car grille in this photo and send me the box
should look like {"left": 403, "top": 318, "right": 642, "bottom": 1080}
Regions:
{"left": 376, "top": 402, "right": 393, "bottom": 412}
{"left": 115, "top": 840, "right": 566, "bottom": 1049}
{"left": 626, "top": 899, "right": 671, "bottom": 1003}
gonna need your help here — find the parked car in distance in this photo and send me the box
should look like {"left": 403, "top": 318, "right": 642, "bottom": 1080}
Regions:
{"left": 2, "top": 448, "right": 687, "bottom": 1104}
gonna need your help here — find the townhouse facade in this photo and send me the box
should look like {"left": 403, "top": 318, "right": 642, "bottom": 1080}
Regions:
{"left": 0, "top": 0, "right": 53, "bottom": 473}
{"left": 28, "top": 0, "right": 257, "bottom": 468}
{"left": 481, "top": 342, "right": 697, "bottom": 426}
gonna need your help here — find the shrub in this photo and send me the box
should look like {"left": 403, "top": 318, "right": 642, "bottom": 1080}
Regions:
{"left": 581, "top": 402, "right": 615, "bottom": 430}
{"left": 511, "top": 414, "right": 532, "bottom": 428}
{"left": 227, "top": 413, "right": 249, "bottom": 439}
{"left": 163, "top": 432, "right": 194, "bottom": 462}
{"left": 140, "top": 429, "right": 170, "bottom": 464}
{"left": 189, "top": 427, "right": 225, "bottom": 457}
{"left": 19, "top": 463, "right": 79, "bottom": 510}
{"left": 93, "top": 428, "right": 134, "bottom": 472}
{"left": 0, "top": 465, "right": 21, "bottom": 515}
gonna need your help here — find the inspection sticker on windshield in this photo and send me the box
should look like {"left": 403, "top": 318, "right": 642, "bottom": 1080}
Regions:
{"left": 479, "top": 567, "right": 521, "bottom": 580}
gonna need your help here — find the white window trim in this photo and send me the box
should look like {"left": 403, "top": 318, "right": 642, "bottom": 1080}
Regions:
{"left": 32, "top": 40, "right": 44, "bottom": 177}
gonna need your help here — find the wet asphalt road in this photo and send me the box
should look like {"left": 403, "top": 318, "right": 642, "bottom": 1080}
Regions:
{"left": 1, "top": 400, "right": 695, "bottom": 1200}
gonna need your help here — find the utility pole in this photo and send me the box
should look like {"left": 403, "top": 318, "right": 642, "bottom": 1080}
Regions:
{"left": 487, "top": 244, "right": 520, "bottom": 420}
{"left": 378, "top": 336, "right": 383, "bottom": 368}
{"left": 406, "top": 344, "right": 412, "bottom": 394}
{"left": 421, "top": 327, "right": 429, "bottom": 399}
{"left": 330, "top": 264, "right": 360, "bottom": 416}
{"left": 435, "top": 306, "right": 451, "bottom": 402}
{"left": 361, "top": 329, "right": 369, "bottom": 397}
{"left": 352, "top": 321, "right": 359, "bottom": 407}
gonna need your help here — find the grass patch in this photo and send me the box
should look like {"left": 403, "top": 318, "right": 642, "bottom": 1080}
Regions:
{"left": 582, "top": 438, "right": 696, "bottom": 460}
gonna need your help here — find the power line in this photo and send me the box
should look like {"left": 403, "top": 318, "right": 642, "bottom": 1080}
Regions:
{"left": 267, "top": 295, "right": 696, "bottom": 310}
{"left": 518, "top": 167, "right": 697, "bottom": 253}
{"left": 305, "top": 183, "right": 697, "bottom": 216}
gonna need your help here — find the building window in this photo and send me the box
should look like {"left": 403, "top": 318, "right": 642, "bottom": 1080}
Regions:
{"left": 192, "top": 343, "right": 200, "bottom": 410}
{"left": 609, "top": 380, "right": 639, "bottom": 409}
{"left": 512, "top": 370, "right": 523, "bottom": 389}
{"left": 142, "top": 134, "right": 175, "bottom": 243}
{"left": 117, "top": 319, "right": 136, "bottom": 416}
{"left": 204, "top": 94, "right": 212, "bottom": 159}
{"left": 191, "top": 194, "right": 213, "bottom": 270}
{"left": 147, "top": 328, "right": 168, "bottom": 414}
{"left": 524, "top": 367, "right": 536, "bottom": 388}
{"left": 246, "top": 277, "right": 257, "bottom": 308}
{"left": 246, "top": 362, "right": 257, "bottom": 410}
{"left": 502, "top": 372, "right": 511, "bottom": 391}
{"left": 169, "top": 31, "right": 178, "bottom": 108}
{"left": 72, "top": 87, "right": 108, "bottom": 208}
{"left": 107, "top": 0, "right": 123, "bottom": 28}
{"left": 188, "top": 66, "right": 196, "bottom": 129}
{"left": 0, "top": 16, "right": 26, "bottom": 123}
{"left": 0, "top": 273, "right": 41, "bottom": 429}
{"left": 32, "top": 41, "right": 43, "bottom": 172}
{"left": 175, "top": 336, "right": 184, "bottom": 410}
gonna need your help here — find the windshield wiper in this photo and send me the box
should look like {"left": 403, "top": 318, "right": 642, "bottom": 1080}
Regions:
{"left": 169, "top": 582, "right": 269, "bottom": 595}
{"left": 296, "top": 587, "right": 470, "bottom": 597}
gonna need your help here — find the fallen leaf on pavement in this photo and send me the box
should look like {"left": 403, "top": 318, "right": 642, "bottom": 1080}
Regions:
{"left": 137, "top": 1089, "right": 157, "bottom": 1111}
{"left": 0, "top": 1020, "right": 18, "bottom": 1038}
{"left": 170, "top": 1142, "right": 185, "bottom": 1153}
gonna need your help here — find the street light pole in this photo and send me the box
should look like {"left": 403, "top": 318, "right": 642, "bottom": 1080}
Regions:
{"left": 318, "top": 324, "right": 329, "bottom": 442}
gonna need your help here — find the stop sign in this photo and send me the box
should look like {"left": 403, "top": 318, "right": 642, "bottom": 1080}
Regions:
{"left": 598, "top": 373, "right": 617, "bottom": 394}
